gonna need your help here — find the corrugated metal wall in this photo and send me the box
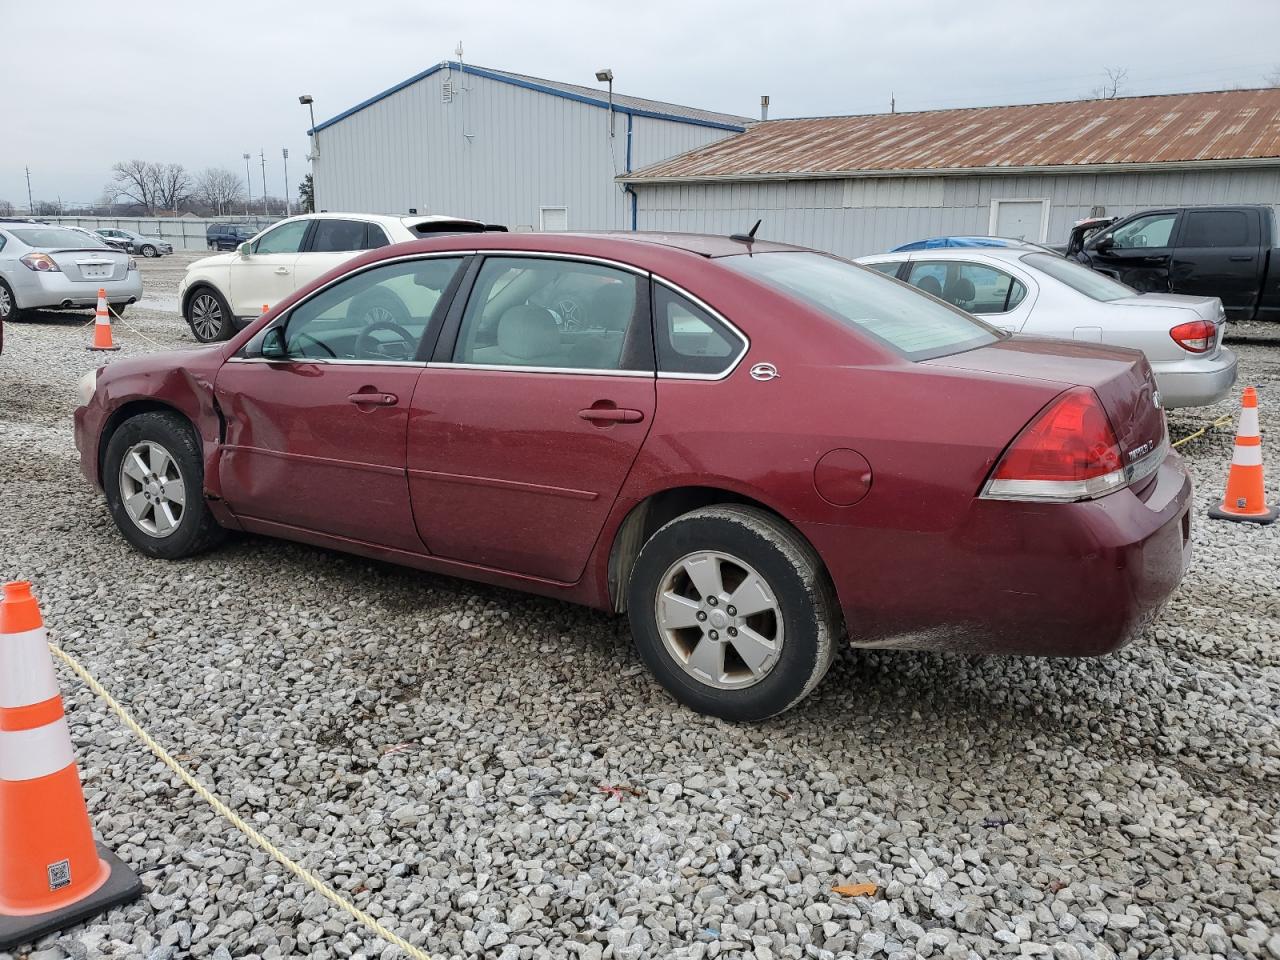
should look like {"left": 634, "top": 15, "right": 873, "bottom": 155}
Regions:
{"left": 634, "top": 168, "right": 1280, "bottom": 257}
{"left": 312, "top": 69, "right": 732, "bottom": 230}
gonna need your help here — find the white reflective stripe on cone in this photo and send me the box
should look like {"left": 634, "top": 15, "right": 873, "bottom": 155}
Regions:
{"left": 1239, "top": 407, "right": 1259, "bottom": 438}
{"left": 0, "top": 717, "right": 75, "bottom": 781}
{"left": 1233, "top": 444, "right": 1264, "bottom": 467}
{"left": 0, "top": 625, "right": 59, "bottom": 708}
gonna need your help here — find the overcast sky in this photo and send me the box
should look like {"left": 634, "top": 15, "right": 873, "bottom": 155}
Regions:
{"left": 5, "top": 0, "right": 1280, "bottom": 209}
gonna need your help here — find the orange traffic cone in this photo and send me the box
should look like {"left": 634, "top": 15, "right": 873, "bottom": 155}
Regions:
{"left": 87, "top": 289, "right": 119, "bottom": 352}
{"left": 0, "top": 582, "right": 141, "bottom": 950}
{"left": 1208, "top": 386, "right": 1277, "bottom": 525}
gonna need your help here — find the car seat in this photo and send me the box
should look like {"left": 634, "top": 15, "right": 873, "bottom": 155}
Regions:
{"left": 914, "top": 275, "right": 943, "bottom": 297}
{"left": 470, "top": 305, "right": 564, "bottom": 366}
{"left": 943, "top": 276, "right": 976, "bottom": 307}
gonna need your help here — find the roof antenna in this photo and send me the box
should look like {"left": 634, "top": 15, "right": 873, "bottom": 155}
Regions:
{"left": 730, "top": 219, "right": 762, "bottom": 244}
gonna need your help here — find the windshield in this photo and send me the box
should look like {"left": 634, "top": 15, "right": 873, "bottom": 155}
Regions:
{"left": 722, "top": 251, "right": 1001, "bottom": 361}
{"left": 1022, "top": 252, "right": 1135, "bottom": 301}
{"left": 11, "top": 227, "right": 111, "bottom": 249}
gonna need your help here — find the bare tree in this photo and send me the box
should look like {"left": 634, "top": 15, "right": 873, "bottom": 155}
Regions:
{"left": 0, "top": 199, "right": 13, "bottom": 217}
{"left": 152, "top": 163, "right": 191, "bottom": 212}
{"left": 193, "top": 167, "right": 245, "bottom": 216}
{"left": 109, "top": 159, "right": 159, "bottom": 213}
{"left": 1087, "top": 67, "right": 1129, "bottom": 100}
{"left": 33, "top": 200, "right": 60, "bottom": 217}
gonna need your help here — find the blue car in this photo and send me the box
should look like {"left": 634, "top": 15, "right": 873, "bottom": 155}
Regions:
{"left": 889, "top": 236, "right": 1059, "bottom": 253}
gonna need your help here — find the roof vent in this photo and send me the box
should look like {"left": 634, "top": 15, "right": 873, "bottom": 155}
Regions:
{"left": 442, "top": 80, "right": 454, "bottom": 103}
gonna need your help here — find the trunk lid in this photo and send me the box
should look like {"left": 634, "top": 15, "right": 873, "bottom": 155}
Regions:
{"left": 1110, "top": 292, "right": 1226, "bottom": 356}
{"left": 45, "top": 248, "right": 131, "bottom": 282}
{"left": 928, "top": 337, "right": 1167, "bottom": 472}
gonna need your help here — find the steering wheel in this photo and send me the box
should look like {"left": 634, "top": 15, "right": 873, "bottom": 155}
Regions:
{"left": 553, "top": 297, "right": 585, "bottom": 330}
{"left": 355, "top": 320, "right": 416, "bottom": 361}
{"left": 291, "top": 332, "right": 337, "bottom": 358}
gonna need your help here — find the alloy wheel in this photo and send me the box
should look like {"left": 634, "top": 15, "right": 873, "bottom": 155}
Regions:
{"left": 0, "top": 286, "right": 10, "bottom": 318}
{"left": 190, "top": 294, "right": 223, "bottom": 340}
{"left": 654, "top": 550, "right": 784, "bottom": 689}
{"left": 118, "top": 440, "right": 186, "bottom": 538}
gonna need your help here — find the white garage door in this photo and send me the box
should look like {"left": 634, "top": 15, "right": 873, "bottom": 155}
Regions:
{"left": 540, "top": 207, "right": 568, "bottom": 232}
{"left": 991, "top": 199, "right": 1048, "bottom": 242}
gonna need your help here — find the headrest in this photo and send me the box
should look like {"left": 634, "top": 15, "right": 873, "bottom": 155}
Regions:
{"left": 915, "top": 275, "right": 943, "bottom": 297}
{"left": 946, "top": 277, "right": 976, "bottom": 303}
{"left": 498, "top": 305, "right": 561, "bottom": 360}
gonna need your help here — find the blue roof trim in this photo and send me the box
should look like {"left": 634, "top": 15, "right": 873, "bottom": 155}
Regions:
{"left": 309, "top": 61, "right": 747, "bottom": 135}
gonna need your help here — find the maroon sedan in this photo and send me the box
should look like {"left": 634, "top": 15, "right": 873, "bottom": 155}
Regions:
{"left": 74, "top": 232, "right": 1191, "bottom": 720}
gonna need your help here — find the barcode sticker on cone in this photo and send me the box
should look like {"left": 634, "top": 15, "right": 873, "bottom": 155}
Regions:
{"left": 47, "top": 859, "right": 71, "bottom": 891}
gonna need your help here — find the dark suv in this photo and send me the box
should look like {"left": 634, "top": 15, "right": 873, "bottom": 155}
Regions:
{"left": 206, "top": 224, "right": 258, "bottom": 251}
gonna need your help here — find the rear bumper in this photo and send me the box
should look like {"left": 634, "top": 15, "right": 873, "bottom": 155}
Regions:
{"left": 804, "top": 453, "right": 1193, "bottom": 657}
{"left": 1150, "top": 348, "right": 1238, "bottom": 409}
{"left": 10, "top": 270, "right": 142, "bottom": 310}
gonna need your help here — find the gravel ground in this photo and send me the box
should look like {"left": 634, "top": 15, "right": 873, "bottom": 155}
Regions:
{"left": 1, "top": 255, "right": 1278, "bottom": 960}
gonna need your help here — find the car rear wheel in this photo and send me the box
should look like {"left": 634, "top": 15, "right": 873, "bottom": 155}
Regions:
{"left": 0, "top": 280, "right": 23, "bottom": 323}
{"left": 627, "top": 505, "right": 841, "bottom": 721}
{"left": 186, "top": 287, "right": 234, "bottom": 342}
{"left": 103, "top": 412, "right": 226, "bottom": 559}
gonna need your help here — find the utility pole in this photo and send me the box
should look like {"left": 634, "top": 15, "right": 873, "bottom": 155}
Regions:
{"left": 260, "top": 149, "right": 269, "bottom": 216}
{"left": 282, "top": 148, "right": 291, "bottom": 217}
{"left": 25, "top": 166, "right": 34, "bottom": 215}
{"left": 243, "top": 153, "right": 253, "bottom": 217}
{"left": 890, "top": 92, "right": 896, "bottom": 114}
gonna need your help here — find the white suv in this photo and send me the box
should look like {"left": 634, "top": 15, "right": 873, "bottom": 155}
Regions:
{"left": 178, "top": 212, "right": 494, "bottom": 341}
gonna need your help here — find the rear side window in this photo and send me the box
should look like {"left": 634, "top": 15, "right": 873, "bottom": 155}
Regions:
{"left": 906, "top": 261, "right": 1027, "bottom": 314}
{"left": 722, "top": 251, "right": 1000, "bottom": 361}
{"left": 310, "top": 219, "right": 367, "bottom": 253}
{"left": 653, "top": 284, "right": 744, "bottom": 376}
{"left": 864, "top": 261, "right": 902, "bottom": 277}
{"left": 366, "top": 225, "right": 390, "bottom": 249}
{"left": 1179, "top": 210, "right": 1249, "bottom": 248}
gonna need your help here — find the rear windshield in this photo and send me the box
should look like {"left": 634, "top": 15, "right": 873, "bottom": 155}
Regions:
{"left": 722, "top": 251, "right": 1001, "bottom": 361}
{"left": 11, "top": 227, "right": 109, "bottom": 249}
{"left": 1022, "top": 252, "right": 1134, "bottom": 302}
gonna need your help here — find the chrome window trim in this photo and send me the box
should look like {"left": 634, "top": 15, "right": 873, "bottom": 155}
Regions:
{"left": 226, "top": 357, "right": 427, "bottom": 367}
{"left": 426, "top": 361, "right": 652, "bottom": 378}
{"left": 651, "top": 276, "right": 750, "bottom": 382}
{"left": 473, "top": 250, "right": 649, "bottom": 277}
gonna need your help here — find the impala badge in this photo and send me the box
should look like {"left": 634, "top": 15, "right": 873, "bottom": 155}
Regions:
{"left": 750, "top": 362, "right": 780, "bottom": 382}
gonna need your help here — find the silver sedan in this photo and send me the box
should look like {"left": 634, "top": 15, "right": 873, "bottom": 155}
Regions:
{"left": 858, "top": 247, "right": 1237, "bottom": 408}
{"left": 0, "top": 224, "right": 141, "bottom": 321}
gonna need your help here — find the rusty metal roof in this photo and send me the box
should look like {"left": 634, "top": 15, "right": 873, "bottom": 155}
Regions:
{"left": 622, "top": 89, "right": 1280, "bottom": 182}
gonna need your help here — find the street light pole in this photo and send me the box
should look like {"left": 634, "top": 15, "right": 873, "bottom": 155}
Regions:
{"left": 595, "top": 68, "right": 614, "bottom": 138}
{"left": 299, "top": 95, "right": 318, "bottom": 211}
{"left": 259, "top": 149, "right": 268, "bottom": 216}
{"left": 282, "top": 148, "right": 290, "bottom": 217}
{"left": 242, "top": 153, "right": 252, "bottom": 217}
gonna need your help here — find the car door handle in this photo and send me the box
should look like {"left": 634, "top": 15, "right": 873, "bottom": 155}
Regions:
{"left": 578, "top": 407, "right": 644, "bottom": 423}
{"left": 274, "top": 266, "right": 290, "bottom": 275}
{"left": 1229, "top": 255, "right": 1254, "bottom": 262}
{"left": 348, "top": 391, "right": 398, "bottom": 406}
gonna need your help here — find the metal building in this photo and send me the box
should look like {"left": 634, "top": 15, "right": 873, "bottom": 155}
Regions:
{"left": 308, "top": 61, "right": 749, "bottom": 230}
{"left": 621, "top": 89, "right": 1280, "bottom": 257}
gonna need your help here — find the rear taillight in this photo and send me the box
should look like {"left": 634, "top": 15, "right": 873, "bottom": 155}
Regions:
{"left": 127, "top": 257, "right": 138, "bottom": 271}
{"left": 982, "top": 387, "right": 1129, "bottom": 502}
{"left": 1169, "top": 319, "right": 1215, "bottom": 353}
{"left": 20, "top": 253, "right": 61, "bottom": 273}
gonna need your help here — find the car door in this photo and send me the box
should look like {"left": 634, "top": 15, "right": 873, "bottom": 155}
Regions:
{"left": 1086, "top": 211, "right": 1179, "bottom": 292}
{"left": 227, "top": 218, "right": 311, "bottom": 317}
{"left": 905, "top": 259, "right": 1034, "bottom": 331}
{"left": 214, "top": 254, "right": 469, "bottom": 550}
{"left": 407, "top": 254, "right": 656, "bottom": 583}
{"left": 1169, "top": 208, "right": 1262, "bottom": 316}
{"left": 292, "top": 219, "right": 378, "bottom": 292}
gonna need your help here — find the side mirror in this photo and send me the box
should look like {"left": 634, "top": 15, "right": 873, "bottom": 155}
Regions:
{"left": 260, "top": 326, "right": 287, "bottom": 360}
{"left": 1094, "top": 235, "right": 1114, "bottom": 253}
{"left": 238, "top": 241, "right": 253, "bottom": 257}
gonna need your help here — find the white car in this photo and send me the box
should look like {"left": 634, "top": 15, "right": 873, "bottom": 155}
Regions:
{"left": 858, "top": 247, "right": 1237, "bottom": 408}
{"left": 178, "top": 212, "right": 495, "bottom": 341}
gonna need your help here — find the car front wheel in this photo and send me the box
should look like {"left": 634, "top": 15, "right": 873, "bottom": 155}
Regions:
{"left": 185, "top": 287, "right": 234, "bottom": 342}
{"left": 103, "top": 412, "right": 225, "bottom": 559}
{"left": 140, "top": 244, "right": 158, "bottom": 258}
{"left": 627, "top": 505, "right": 841, "bottom": 721}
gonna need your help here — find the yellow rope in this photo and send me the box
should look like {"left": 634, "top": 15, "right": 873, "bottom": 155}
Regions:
{"left": 48, "top": 643, "right": 432, "bottom": 960}
{"left": 1171, "top": 412, "right": 1235, "bottom": 450}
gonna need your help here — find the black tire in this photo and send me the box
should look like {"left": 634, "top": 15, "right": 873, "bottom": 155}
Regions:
{"left": 140, "top": 244, "right": 158, "bottom": 258}
{"left": 185, "top": 285, "right": 234, "bottom": 342}
{"left": 103, "top": 411, "right": 225, "bottom": 559}
{"left": 111, "top": 304, "right": 127, "bottom": 319}
{"left": 627, "top": 505, "right": 841, "bottom": 721}
{"left": 0, "top": 279, "right": 23, "bottom": 323}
